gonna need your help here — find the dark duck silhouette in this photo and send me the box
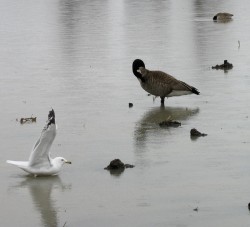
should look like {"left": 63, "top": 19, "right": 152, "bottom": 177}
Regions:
{"left": 213, "top": 13, "right": 233, "bottom": 21}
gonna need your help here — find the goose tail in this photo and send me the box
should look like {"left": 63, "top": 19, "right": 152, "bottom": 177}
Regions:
{"left": 192, "top": 87, "right": 200, "bottom": 95}
{"left": 179, "top": 80, "right": 200, "bottom": 95}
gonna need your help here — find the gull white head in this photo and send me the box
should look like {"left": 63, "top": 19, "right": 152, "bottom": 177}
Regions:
{"left": 52, "top": 157, "right": 72, "bottom": 168}
{"left": 6, "top": 109, "right": 72, "bottom": 177}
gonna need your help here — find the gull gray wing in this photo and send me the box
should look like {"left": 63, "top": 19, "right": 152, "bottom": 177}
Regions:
{"left": 29, "top": 109, "right": 56, "bottom": 168}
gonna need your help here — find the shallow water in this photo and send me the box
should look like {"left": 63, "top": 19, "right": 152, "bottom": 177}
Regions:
{"left": 1, "top": 0, "right": 250, "bottom": 226}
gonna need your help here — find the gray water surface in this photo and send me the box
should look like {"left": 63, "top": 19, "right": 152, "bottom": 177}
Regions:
{"left": 1, "top": 0, "right": 250, "bottom": 226}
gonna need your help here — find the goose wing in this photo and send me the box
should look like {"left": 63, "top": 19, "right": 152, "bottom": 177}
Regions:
{"left": 218, "top": 12, "right": 233, "bottom": 17}
{"left": 149, "top": 71, "right": 199, "bottom": 94}
{"left": 172, "top": 79, "right": 200, "bottom": 94}
{"left": 144, "top": 70, "right": 175, "bottom": 91}
{"left": 147, "top": 70, "right": 187, "bottom": 90}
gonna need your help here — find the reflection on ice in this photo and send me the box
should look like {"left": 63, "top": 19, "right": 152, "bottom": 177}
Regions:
{"left": 107, "top": 168, "right": 125, "bottom": 177}
{"left": 134, "top": 106, "right": 199, "bottom": 147}
{"left": 9, "top": 176, "right": 71, "bottom": 227}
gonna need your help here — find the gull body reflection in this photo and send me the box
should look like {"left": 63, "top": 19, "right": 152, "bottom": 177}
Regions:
{"left": 134, "top": 106, "right": 199, "bottom": 147}
{"left": 10, "top": 176, "right": 71, "bottom": 227}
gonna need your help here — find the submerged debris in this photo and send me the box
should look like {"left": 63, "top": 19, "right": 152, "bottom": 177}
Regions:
{"left": 104, "top": 159, "right": 134, "bottom": 170}
{"left": 124, "top": 163, "right": 134, "bottom": 168}
{"left": 159, "top": 120, "right": 181, "bottom": 128}
{"left": 19, "top": 116, "right": 37, "bottom": 124}
{"left": 129, "top": 103, "right": 133, "bottom": 108}
{"left": 190, "top": 128, "right": 207, "bottom": 137}
{"left": 212, "top": 60, "right": 233, "bottom": 70}
{"left": 193, "top": 207, "right": 199, "bottom": 212}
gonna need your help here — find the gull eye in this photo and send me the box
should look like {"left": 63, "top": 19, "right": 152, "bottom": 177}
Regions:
{"left": 61, "top": 159, "right": 64, "bottom": 161}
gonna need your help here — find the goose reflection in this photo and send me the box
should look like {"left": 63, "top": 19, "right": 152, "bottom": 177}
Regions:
{"left": 134, "top": 106, "right": 199, "bottom": 146}
{"left": 10, "top": 176, "right": 71, "bottom": 227}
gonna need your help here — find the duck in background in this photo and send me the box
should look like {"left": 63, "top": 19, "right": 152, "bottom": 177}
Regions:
{"left": 213, "top": 13, "right": 233, "bottom": 21}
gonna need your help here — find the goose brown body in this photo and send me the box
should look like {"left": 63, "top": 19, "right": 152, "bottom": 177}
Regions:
{"left": 132, "top": 59, "right": 200, "bottom": 105}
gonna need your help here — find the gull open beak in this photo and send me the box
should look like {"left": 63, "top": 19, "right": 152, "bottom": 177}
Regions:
{"left": 65, "top": 160, "right": 72, "bottom": 164}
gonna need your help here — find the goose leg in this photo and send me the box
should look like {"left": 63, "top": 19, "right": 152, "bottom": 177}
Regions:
{"left": 160, "top": 97, "right": 165, "bottom": 105}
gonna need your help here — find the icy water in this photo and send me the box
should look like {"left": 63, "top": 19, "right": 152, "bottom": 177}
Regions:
{"left": 1, "top": 0, "right": 250, "bottom": 226}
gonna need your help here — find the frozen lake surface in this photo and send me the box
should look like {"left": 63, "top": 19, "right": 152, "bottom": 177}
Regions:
{"left": 1, "top": 0, "right": 250, "bottom": 226}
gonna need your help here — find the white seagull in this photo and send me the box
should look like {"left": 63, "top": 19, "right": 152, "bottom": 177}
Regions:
{"left": 7, "top": 109, "right": 71, "bottom": 177}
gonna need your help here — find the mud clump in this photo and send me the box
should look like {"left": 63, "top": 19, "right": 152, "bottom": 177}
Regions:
{"left": 19, "top": 116, "right": 37, "bottom": 124}
{"left": 212, "top": 60, "right": 233, "bottom": 70}
{"left": 190, "top": 128, "right": 207, "bottom": 137}
{"left": 129, "top": 103, "right": 133, "bottom": 108}
{"left": 104, "top": 159, "right": 134, "bottom": 170}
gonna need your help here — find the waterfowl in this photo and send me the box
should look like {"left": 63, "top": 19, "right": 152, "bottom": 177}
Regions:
{"left": 6, "top": 109, "right": 71, "bottom": 176}
{"left": 132, "top": 59, "right": 200, "bottom": 105}
{"left": 213, "top": 13, "right": 233, "bottom": 21}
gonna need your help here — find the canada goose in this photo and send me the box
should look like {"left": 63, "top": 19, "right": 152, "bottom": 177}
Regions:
{"left": 213, "top": 13, "right": 233, "bottom": 21}
{"left": 132, "top": 59, "right": 200, "bottom": 105}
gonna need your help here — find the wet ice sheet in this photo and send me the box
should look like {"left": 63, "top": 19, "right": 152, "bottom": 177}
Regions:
{"left": 1, "top": 0, "right": 250, "bottom": 226}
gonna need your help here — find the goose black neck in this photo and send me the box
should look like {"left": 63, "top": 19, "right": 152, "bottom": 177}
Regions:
{"left": 132, "top": 59, "right": 146, "bottom": 82}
